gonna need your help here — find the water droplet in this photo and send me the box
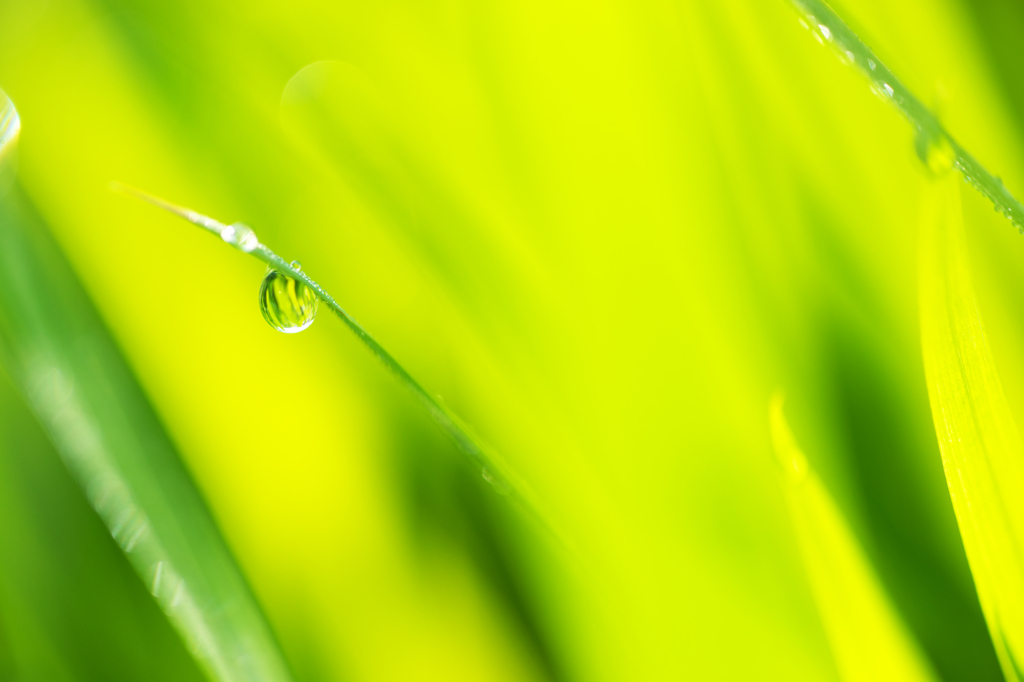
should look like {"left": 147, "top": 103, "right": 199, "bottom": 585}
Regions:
{"left": 220, "top": 222, "right": 259, "bottom": 253}
{"left": 817, "top": 24, "right": 831, "bottom": 41}
{"left": 870, "top": 82, "right": 893, "bottom": 101}
{"left": 290, "top": 260, "right": 301, "bottom": 271}
{"left": 868, "top": 59, "right": 876, "bottom": 70}
{"left": 0, "top": 88, "right": 21, "bottom": 197}
{"left": 259, "top": 269, "right": 318, "bottom": 333}
{"left": 915, "top": 127, "right": 956, "bottom": 176}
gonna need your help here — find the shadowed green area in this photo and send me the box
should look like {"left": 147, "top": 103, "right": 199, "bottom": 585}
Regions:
{"left": 826, "top": 328, "right": 1001, "bottom": 682}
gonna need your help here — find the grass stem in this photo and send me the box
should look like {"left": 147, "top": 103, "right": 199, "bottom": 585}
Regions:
{"left": 790, "top": 0, "right": 1024, "bottom": 230}
{"left": 113, "top": 183, "right": 570, "bottom": 554}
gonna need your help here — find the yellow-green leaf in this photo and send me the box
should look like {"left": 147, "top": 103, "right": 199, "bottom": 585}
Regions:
{"left": 770, "top": 395, "right": 938, "bottom": 682}
{"left": 919, "top": 173, "right": 1024, "bottom": 681}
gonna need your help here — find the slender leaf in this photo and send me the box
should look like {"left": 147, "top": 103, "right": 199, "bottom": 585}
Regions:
{"left": 111, "top": 183, "right": 571, "bottom": 556}
{"left": 0, "top": 369, "right": 206, "bottom": 681}
{"left": 919, "top": 172, "right": 1024, "bottom": 681}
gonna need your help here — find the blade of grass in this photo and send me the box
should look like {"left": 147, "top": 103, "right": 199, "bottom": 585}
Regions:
{"left": 788, "top": 0, "right": 1024, "bottom": 232}
{"left": 111, "top": 182, "right": 571, "bottom": 556}
{"left": 770, "top": 394, "right": 939, "bottom": 682}
{"left": 0, "top": 370, "right": 207, "bottom": 682}
{"left": 919, "top": 173, "right": 1024, "bottom": 681}
{"left": 0, "top": 185, "right": 294, "bottom": 682}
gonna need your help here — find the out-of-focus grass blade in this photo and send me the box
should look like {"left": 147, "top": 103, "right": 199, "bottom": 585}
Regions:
{"left": 770, "top": 395, "right": 938, "bottom": 682}
{"left": 0, "top": 184, "right": 293, "bottom": 682}
{"left": 919, "top": 173, "right": 1024, "bottom": 682}
{"left": 0, "top": 368, "right": 206, "bottom": 681}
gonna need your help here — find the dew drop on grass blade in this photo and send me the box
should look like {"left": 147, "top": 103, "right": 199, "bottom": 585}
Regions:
{"left": 919, "top": 173, "right": 1024, "bottom": 682}
{"left": 790, "top": 0, "right": 1024, "bottom": 232}
{"left": 113, "top": 183, "right": 573, "bottom": 557}
{"left": 770, "top": 395, "right": 938, "bottom": 682}
{"left": 259, "top": 266, "right": 318, "bottom": 334}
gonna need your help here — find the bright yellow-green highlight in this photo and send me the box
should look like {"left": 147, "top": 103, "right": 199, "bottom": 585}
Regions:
{"left": 770, "top": 395, "right": 938, "bottom": 682}
{"left": 919, "top": 174, "right": 1024, "bottom": 682}
{"left": 0, "top": 87, "right": 19, "bottom": 196}
{"left": 259, "top": 269, "right": 318, "bottom": 333}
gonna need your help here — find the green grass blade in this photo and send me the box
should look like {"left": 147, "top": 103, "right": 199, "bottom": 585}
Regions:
{"left": 0, "top": 369, "right": 207, "bottom": 681}
{"left": 770, "top": 395, "right": 938, "bottom": 682}
{"left": 789, "top": 0, "right": 1024, "bottom": 231}
{"left": 112, "top": 183, "right": 571, "bottom": 555}
{"left": 0, "top": 186, "right": 294, "bottom": 682}
{"left": 919, "top": 173, "right": 1024, "bottom": 681}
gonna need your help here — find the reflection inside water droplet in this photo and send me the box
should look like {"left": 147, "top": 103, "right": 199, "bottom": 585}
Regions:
{"left": 259, "top": 269, "right": 318, "bottom": 333}
{"left": 0, "top": 88, "right": 21, "bottom": 197}
{"left": 870, "top": 81, "right": 894, "bottom": 102}
{"left": 915, "top": 127, "right": 956, "bottom": 177}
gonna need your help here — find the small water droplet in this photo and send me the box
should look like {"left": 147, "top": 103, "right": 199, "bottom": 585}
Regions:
{"left": 259, "top": 269, "right": 318, "bottom": 333}
{"left": 868, "top": 59, "right": 876, "bottom": 70}
{"left": 0, "top": 88, "right": 20, "bottom": 197}
{"left": 290, "top": 259, "right": 301, "bottom": 271}
{"left": 870, "top": 82, "right": 893, "bottom": 101}
{"left": 221, "top": 222, "right": 259, "bottom": 253}
{"left": 915, "top": 127, "right": 956, "bottom": 176}
{"left": 817, "top": 24, "right": 831, "bottom": 41}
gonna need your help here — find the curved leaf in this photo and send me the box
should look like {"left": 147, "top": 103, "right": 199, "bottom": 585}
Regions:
{"left": 919, "top": 173, "right": 1024, "bottom": 681}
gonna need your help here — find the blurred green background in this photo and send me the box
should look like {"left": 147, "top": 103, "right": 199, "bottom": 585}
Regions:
{"left": 3, "top": 0, "right": 1024, "bottom": 679}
